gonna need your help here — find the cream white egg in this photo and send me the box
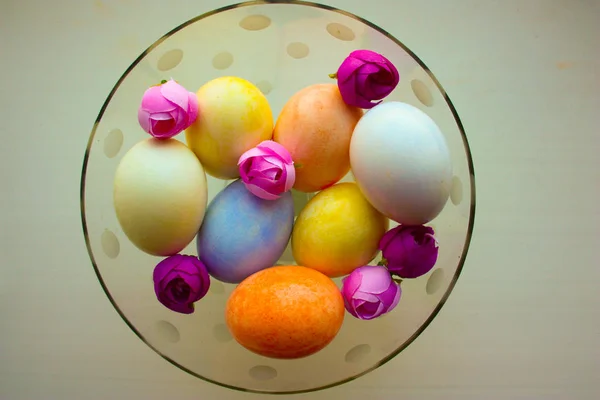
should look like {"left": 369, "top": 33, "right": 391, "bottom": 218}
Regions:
{"left": 113, "top": 138, "right": 208, "bottom": 256}
{"left": 350, "top": 101, "right": 452, "bottom": 225}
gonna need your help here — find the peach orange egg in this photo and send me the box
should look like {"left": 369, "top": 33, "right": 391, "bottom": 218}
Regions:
{"left": 225, "top": 265, "right": 345, "bottom": 359}
{"left": 273, "top": 83, "right": 363, "bottom": 192}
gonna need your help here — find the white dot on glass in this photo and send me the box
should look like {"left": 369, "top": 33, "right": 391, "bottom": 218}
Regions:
{"left": 326, "top": 22, "right": 355, "bottom": 41}
{"left": 156, "top": 320, "right": 180, "bottom": 343}
{"left": 287, "top": 42, "right": 309, "bottom": 59}
{"left": 239, "top": 15, "right": 271, "bottom": 31}
{"left": 411, "top": 79, "right": 434, "bottom": 107}
{"left": 249, "top": 365, "right": 277, "bottom": 381}
{"left": 450, "top": 176, "right": 463, "bottom": 205}
{"left": 101, "top": 229, "right": 120, "bottom": 259}
{"left": 157, "top": 49, "right": 183, "bottom": 71}
{"left": 103, "top": 129, "right": 123, "bottom": 158}
{"left": 255, "top": 80, "right": 273, "bottom": 95}
{"left": 426, "top": 268, "right": 445, "bottom": 295}
{"left": 345, "top": 344, "right": 371, "bottom": 363}
{"left": 212, "top": 51, "right": 234, "bottom": 70}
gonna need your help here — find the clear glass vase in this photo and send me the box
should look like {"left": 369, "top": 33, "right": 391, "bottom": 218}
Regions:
{"left": 80, "top": 0, "right": 475, "bottom": 394}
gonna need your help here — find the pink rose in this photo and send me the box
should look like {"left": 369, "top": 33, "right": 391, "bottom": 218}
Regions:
{"left": 137, "top": 79, "right": 199, "bottom": 139}
{"left": 379, "top": 225, "right": 439, "bottom": 279}
{"left": 153, "top": 254, "right": 210, "bottom": 314}
{"left": 238, "top": 140, "right": 295, "bottom": 200}
{"left": 335, "top": 50, "right": 399, "bottom": 109}
{"left": 341, "top": 265, "right": 401, "bottom": 320}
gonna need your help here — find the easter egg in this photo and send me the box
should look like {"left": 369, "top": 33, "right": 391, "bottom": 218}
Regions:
{"left": 292, "top": 182, "right": 389, "bottom": 277}
{"left": 113, "top": 138, "right": 208, "bottom": 256}
{"left": 185, "top": 76, "right": 273, "bottom": 179}
{"left": 350, "top": 102, "right": 452, "bottom": 225}
{"left": 197, "top": 179, "right": 294, "bottom": 283}
{"left": 226, "top": 265, "right": 345, "bottom": 359}
{"left": 273, "top": 83, "right": 363, "bottom": 192}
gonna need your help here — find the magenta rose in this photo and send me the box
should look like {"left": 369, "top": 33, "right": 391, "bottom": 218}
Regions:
{"left": 341, "top": 265, "right": 401, "bottom": 320}
{"left": 238, "top": 140, "right": 295, "bottom": 200}
{"left": 153, "top": 254, "right": 210, "bottom": 314}
{"left": 335, "top": 49, "right": 399, "bottom": 109}
{"left": 379, "top": 225, "right": 439, "bottom": 279}
{"left": 137, "top": 79, "right": 199, "bottom": 139}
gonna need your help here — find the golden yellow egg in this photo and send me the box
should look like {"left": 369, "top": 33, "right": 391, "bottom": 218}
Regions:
{"left": 185, "top": 76, "right": 274, "bottom": 179}
{"left": 292, "top": 182, "right": 389, "bottom": 277}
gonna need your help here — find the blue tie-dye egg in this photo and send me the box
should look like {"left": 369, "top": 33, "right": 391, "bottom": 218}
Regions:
{"left": 197, "top": 179, "right": 294, "bottom": 283}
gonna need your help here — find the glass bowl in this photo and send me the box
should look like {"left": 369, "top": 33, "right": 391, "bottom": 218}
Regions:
{"left": 80, "top": 0, "right": 475, "bottom": 394}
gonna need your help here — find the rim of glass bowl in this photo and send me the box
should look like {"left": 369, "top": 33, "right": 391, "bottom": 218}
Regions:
{"left": 79, "top": 0, "right": 476, "bottom": 395}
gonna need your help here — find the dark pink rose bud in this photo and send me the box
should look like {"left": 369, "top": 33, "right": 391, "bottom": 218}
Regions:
{"left": 335, "top": 50, "right": 399, "bottom": 109}
{"left": 153, "top": 254, "right": 210, "bottom": 314}
{"left": 379, "top": 225, "right": 439, "bottom": 279}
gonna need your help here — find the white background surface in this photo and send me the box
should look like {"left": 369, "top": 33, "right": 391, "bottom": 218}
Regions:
{"left": 1, "top": 0, "right": 599, "bottom": 399}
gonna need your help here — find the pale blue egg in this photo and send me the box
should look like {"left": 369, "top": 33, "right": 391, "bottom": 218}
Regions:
{"left": 197, "top": 179, "right": 294, "bottom": 283}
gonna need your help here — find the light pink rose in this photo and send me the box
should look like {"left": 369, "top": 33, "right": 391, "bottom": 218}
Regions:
{"left": 137, "top": 79, "right": 199, "bottom": 139}
{"left": 238, "top": 140, "right": 295, "bottom": 200}
{"left": 341, "top": 265, "right": 401, "bottom": 320}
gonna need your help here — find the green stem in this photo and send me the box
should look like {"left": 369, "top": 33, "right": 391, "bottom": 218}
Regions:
{"left": 328, "top": 72, "right": 338, "bottom": 79}
{"left": 392, "top": 276, "right": 403, "bottom": 285}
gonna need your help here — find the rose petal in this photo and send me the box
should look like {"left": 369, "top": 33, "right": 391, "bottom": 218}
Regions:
{"left": 153, "top": 255, "right": 184, "bottom": 283}
{"left": 149, "top": 111, "right": 175, "bottom": 121}
{"left": 388, "top": 284, "right": 402, "bottom": 311}
{"left": 151, "top": 119, "right": 176, "bottom": 137}
{"left": 339, "top": 75, "right": 377, "bottom": 108}
{"left": 356, "top": 63, "right": 382, "bottom": 76}
{"left": 354, "top": 266, "right": 393, "bottom": 294}
{"left": 258, "top": 166, "right": 281, "bottom": 180}
{"left": 161, "top": 296, "right": 194, "bottom": 314}
{"left": 379, "top": 226, "right": 399, "bottom": 251}
{"left": 378, "top": 282, "right": 400, "bottom": 311}
{"left": 338, "top": 78, "right": 359, "bottom": 105}
{"left": 344, "top": 299, "right": 360, "bottom": 318}
{"left": 245, "top": 183, "right": 281, "bottom": 200}
{"left": 353, "top": 291, "right": 380, "bottom": 303}
{"left": 138, "top": 108, "right": 151, "bottom": 134}
{"left": 259, "top": 155, "right": 284, "bottom": 168}
{"left": 238, "top": 147, "right": 268, "bottom": 166}
{"left": 341, "top": 81, "right": 380, "bottom": 109}
{"left": 282, "top": 164, "right": 295, "bottom": 192}
{"left": 257, "top": 141, "right": 294, "bottom": 164}
{"left": 356, "top": 300, "right": 384, "bottom": 320}
{"left": 173, "top": 271, "right": 201, "bottom": 295}
{"left": 337, "top": 57, "right": 366, "bottom": 83}
{"left": 160, "top": 80, "right": 190, "bottom": 111}
{"left": 342, "top": 270, "right": 363, "bottom": 299}
{"left": 141, "top": 86, "right": 174, "bottom": 111}
{"left": 364, "top": 80, "right": 395, "bottom": 99}
{"left": 246, "top": 168, "right": 267, "bottom": 180}
{"left": 186, "top": 92, "right": 199, "bottom": 126}
{"left": 350, "top": 50, "right": 388, "bottom": 64}
{"left": 171, "top": 107, "right": 188, "bottom": 134}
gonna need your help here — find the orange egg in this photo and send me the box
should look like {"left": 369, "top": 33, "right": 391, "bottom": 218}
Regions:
{"left": 273, "top": 84, "right": 363, "bottom": 192}
{"left": 225, "top": 265, "right": 345, "bottom": 359}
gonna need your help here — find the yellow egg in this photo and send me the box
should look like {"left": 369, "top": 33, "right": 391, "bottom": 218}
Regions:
{"left": 185, "top": 76, "right": 274, "bottom": 179}
{"left": 292, "top": 182, "right": 389, "bottom": 277}
{"left": 113, "top": 138, "right": 208, "bottom": 256}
